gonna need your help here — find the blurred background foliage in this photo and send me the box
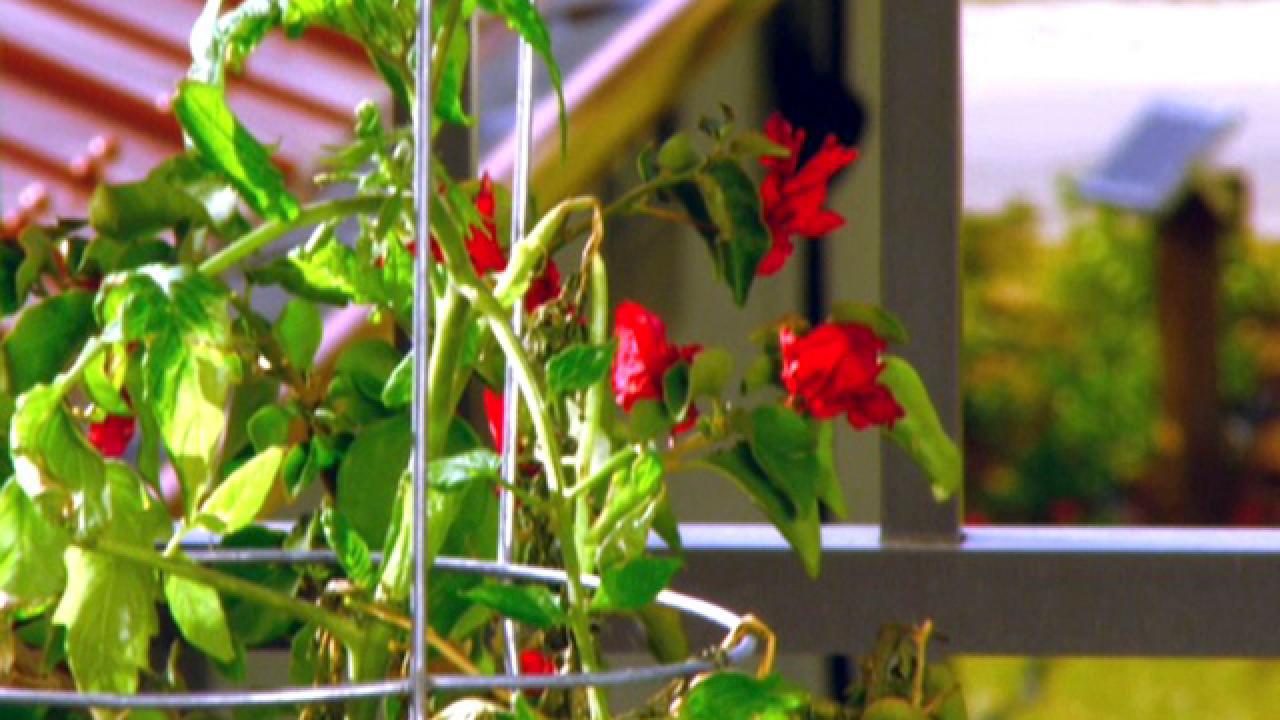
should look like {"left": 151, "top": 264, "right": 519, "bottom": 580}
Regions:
{"left": 962, "top": 188, "right": 1280, "bottom": 524}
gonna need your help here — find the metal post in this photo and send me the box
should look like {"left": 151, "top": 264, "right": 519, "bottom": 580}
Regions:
{"left": 876, "top": 0, "right": 963, "bottom": 542}
{"left": 412, "top": 0, "right": 434, "bottom": 716}
{"left": 499, "top": 13, "right": 538, "bottom": 675}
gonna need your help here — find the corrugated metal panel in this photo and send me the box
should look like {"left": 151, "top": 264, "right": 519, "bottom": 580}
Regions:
{"left": 0, "top": 0, "right": 388, "bottom": 232}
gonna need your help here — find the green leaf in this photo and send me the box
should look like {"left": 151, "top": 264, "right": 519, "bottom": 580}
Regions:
{"left": 54, "top": 545, "right": 158, "bottom": 696}
{"left": 337, "top": 414, "right": 410, "bottom": 549}
{"left": 247, "top": 404, "right": 293, "bottom": 453}
{"left": 5, "top": 291, "right": 95, "bottom": 393}
{"left": 0, "top": 481, "right": 69, "bottom": 611}
{"left": 628, "top": 399, "right": 672, "bottom": 443}
{"left": 335, "top": 339, "right": 402, "bottom": 403}
{"left": 705, "top": 442, "right": 820, "bottom": 578}
{"left": 658, "top": 133, "right": 701, "bottom": 174}
{"left": 680, "top": 672, "right": 809, "bottom": 720}
{"left": 477, "top": 0, "right": 567, "bottom": 153}
{"left": 197, "top": 446, "right": 284, "bottom": 535}
{"left": 637, "top": 604, "right": 689, "bottom": 664}
{"left": 591, "top": 556, "right": 682, "bottom": 613}
{"left": 830, "top": 302, "right": 909, "bottom": 345}
{"left": 289, "top": 624, "right": 319, "bottom": 686}
{"left": 662, "top": 362, "right": 693, "bottom": 423}
{"left": 83, "top": 346, "right": 130, "bottom": 415}
{"left": 434, "top": 10, "right": 474, "bottom": 126}
{"left": 381, "top": 351, "right": 414, "bottom": 409}
{"left": 431, "top": 448, "right": 502, "bottom": 492}
{"left": 173, "top": 80, "right": 300, "bottom": 222}
{"left": 10, "top": 385, "right": 106, "bottom": 533}
{"left": 879, "top": 357, "right": 962, "bottom": 501}
{"left": 463, "top": 583, "right": 565, "bottom": 629}
{"left": 689, "top": 348, "right": 733, "bottom": 400}
{"left": 697, "top": 160, "right": 771, "bottom": 306}
{"left": 14, "top": 226, "right": 52, "bottom": 303}
{"left": 546, "top": 341, "right": 615, "bottom": 396}
{"left": 0, "top": 241, "right": 26, "bottom": 315}
{"left": 164, "top": 569, "right": 235, "bottom": 663}
{"left": 321, "top": 508, "right": 375, "bottom": 590}
{"left": 274, "top": 298, "right": 322, "bottom": 372}
{"left": 88, "top": 174, "right": 212, "bottom": 240}
{"left": 814, "top": 420, "right": 847, "bottom": 519}
{"left": 591, "top": 450, "right": 664, "bottom": 540}
{"left": 219, "top": 527, "right": 299, "bottom": 647}
{"left": 748, "top": 405, "right": 820, "bottom": 512}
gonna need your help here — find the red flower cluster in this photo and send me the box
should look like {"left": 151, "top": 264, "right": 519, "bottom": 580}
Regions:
{"left": 779, "top": 322, "right": 902, "bottom": 430}
{"left": 420, "top": 174, "right": 562, "bottom": 312}
{"left": 612, "top": 301, "right": 700, "bottom": 433}
{"left": 88, "top": 414, "right": 136, "bottom": 458}
{"left": 757, "top": 113, "right": 858, "bottom": 276}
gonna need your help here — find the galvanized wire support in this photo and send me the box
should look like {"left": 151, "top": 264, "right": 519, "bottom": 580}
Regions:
{"left": 498, "top": 3, "right": 539, "bottom": 679}
{"left": 410, "top": 0, "right": 434, "bottom": 716}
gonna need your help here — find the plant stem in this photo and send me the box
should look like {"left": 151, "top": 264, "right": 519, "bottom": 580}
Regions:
{"left": 427, "top": 287, "right": 469, "bottom": 457}
{"left": 85, "top": 536, "right": 363, "bottom": 648}
{"left": 198, "top": 195, "right": 389, "bottom": 277}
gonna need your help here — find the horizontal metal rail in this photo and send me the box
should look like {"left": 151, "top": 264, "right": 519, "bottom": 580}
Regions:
{"left": 673, "top": 523, "right": 1280, "bottom": 658}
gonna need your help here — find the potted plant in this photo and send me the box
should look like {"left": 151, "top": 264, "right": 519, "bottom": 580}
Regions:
{"left": 0, "top": 1, "right": 962, "bottom": 718}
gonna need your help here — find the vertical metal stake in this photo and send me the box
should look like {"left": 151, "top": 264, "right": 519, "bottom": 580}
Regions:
{"left": 499, "top": 19, "right": 538, "bottom": 675}
{"left": 412, "top": 0, "right": 434, "bottom": 716}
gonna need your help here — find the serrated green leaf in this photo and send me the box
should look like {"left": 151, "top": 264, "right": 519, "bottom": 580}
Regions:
{"left": 83, "top": 346, "right": 130, "bottom": 415}
{"left": 591, "top": 556, "right": 682, "bottom": 613}
{"left": 197, "top": 446, "right": 284, "bottom": 534}
{"left": 880, "top": 357, "right": 962, "bottom": 501}
{"left": 0, "top": 481, "right": 69, "bottom": 611}
{"left": 680, "top": 672, "right": 809, "bottom": 720}
{"left": 546, "top": 342, "right": 615, "bottom": 396}
{"left": 434, "top": 10, "right": 474, "bottom": 126}
{"left": 173, "top": 80, "right": 299, "bottom": 222}
{"left": 321, "top": 508, "right": 375, "bottom": 590}
{"left": 165, "top": 569, "right": 235, "bottom": 663}
{"left": 337, "top": 414, "right": 410, "bottom": 549}
{"left": 5, "top": 291, "right": 95, "bottom": 393}
{"left": 274, "top": 298, "right": 322, "bottom": 372}
{"left": 10, "top": 385, "right": 106, "bottom": 534}
{"left": 830, "top": 302, "right": 909, "bottom": 345}
{"left": 463, "top": 583, "right": 565, "bottom": 629}
{"left": 288, "top": 623, "right": 319, "bottom": 686}
{"left": 54, "top": 545, "right": 158, "bottom": 696}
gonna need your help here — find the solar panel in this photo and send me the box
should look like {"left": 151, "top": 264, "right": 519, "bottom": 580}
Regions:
{"left": 1078, "top": 100, "right": 1239, "bottom": 213}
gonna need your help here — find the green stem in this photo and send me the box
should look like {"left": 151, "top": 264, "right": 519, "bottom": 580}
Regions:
{"left": 427, "top": 287, "right": 469, "bottom": 457}
{"left": 566, "top": 448, "right": 636, "bottom": 500}
{"left": 198, "top": 195, "right": 389, "bottom": 277}
{"left": 86, "top": 536, "right": 363, "bottom": 647}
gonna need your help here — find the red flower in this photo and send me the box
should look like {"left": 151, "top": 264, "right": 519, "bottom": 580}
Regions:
{"left": 757, "top": 113, "right": 858, "bottom": 276}
{"left": 778, "top": 322, "right": 902, "bottom": 431}
{"left": 612, "top": 302, "right": 701, "bottom": 427}
{"left": 88, "top": 414, "right": 136, "bottom": 458}
{"left": 519, "top": 649, "right": 557, "bottom": 676}
{"left": 417, "top": 175, "right": 562, "bottom": 310}
{"left": 483, "top": 387, "right": 505, "bottom": 454}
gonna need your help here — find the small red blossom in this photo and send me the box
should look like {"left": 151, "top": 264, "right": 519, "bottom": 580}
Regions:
{"left": 778, "top": 322, "right": 902, "bottom": 431}
{"left": 519, "top": 649, "right": 557, "bottom": 676}
{"left": 612, "top": 302, "right": 701, "bottom": 432}
{"left": 757, "top": 113, "right": 858, "bottom": 276}
{"left": 523, "top": 260, "right": 562, "bottom": 312}
{"left": 88, "top": 414, "right": 136, "bottom": 458}
{"left": 483, "top": 387, "right": 505, "bottom": 454}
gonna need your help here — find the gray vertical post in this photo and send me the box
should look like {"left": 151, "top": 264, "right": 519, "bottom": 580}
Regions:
{"left": 876, "top": 0, "right": 963, "bottom": 541}
{"left": 412, "top": 1, "right": 433, "bottom": 717}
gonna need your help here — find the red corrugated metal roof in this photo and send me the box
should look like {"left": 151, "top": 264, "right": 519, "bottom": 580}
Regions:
{"left": 0, "top": 0, "right": 388, "bottom": 232}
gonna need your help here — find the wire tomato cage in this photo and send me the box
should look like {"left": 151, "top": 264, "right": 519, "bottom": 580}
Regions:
{"left": 0, "top": 1, "right": 762, "bottom": 715}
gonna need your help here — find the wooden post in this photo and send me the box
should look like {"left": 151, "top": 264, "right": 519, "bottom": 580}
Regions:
{"left": 1155, "top": 189, "right": 1228, "bottom": 523}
